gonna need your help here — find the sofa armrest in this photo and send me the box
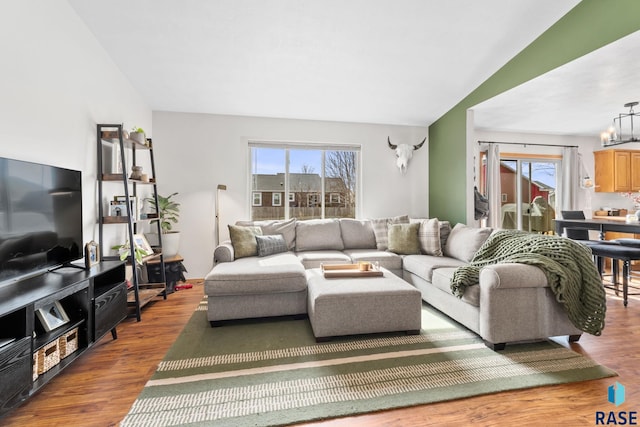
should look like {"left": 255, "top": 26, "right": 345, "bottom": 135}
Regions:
{"left": 479, "top": 263, "right": 549, "bottom": 290}
{"left": 478, "top": 262, "right": 581, "bottom": 346}
{"left": 213, "top": 240, "right": 235, "bottom": 264}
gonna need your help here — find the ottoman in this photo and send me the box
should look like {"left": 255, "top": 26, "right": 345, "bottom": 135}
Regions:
{"left": 306, "top": 267, "right": 422, "bottom": 341}
{"left": 204, "top": 253, "right": 307, "bottom": 324}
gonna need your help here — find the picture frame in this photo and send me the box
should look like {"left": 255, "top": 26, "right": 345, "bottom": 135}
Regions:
{"left": 84, "top": 240, "right": 100, "bottom": 268}
{"left": 133, "top": 233, "right": 154, "bottom": 255}
{"left": 109, "top": 201, "right": 128, "bottom": 217}
{"left": 36, "top": 301, "right": 70, "bottom": 332}
{"left": 110, "top": 197, "right": 138, "bottom": 220}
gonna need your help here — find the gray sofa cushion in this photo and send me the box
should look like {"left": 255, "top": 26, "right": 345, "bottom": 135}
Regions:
{"left": 236, "top": 218, "right": 297, "bottom": 250}
{"left": 431, "top": 267, "right": 480, "bottom": 307}
{"left": 343, "top": 249, "right": 403, "bottom": 271}
{"left": 296, "top": 250, "right": 351, "bottom": 269}
{"left": 204, "top": 253, "right": 306, "bottom": 295}
{"left": 339, "top": 218, "right": 376, "bottom": 249}
{"left": 295, "top": 219, "right": 344, "bottom": 251}
{"left": 444, "top": 223, "right": 492, "bottom": 262}
{"left": 402, "top": 254, "right": 467, "bottom": 282}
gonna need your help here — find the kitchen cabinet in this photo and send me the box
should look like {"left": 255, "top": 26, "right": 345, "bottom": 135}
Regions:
{"left": 594, "top": 149, "right": 640, "bottom": 192}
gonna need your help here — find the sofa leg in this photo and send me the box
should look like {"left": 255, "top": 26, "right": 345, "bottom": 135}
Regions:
{"left": 209, "top": 320, "right": 225, "bottom": 327}
{"left": 568, "top": 334, "right": 582, "bottom": 343}
{"left": 315, "top": 336, "right": 331, "bottom": 343}
{"left": 406, "top": 329, "right": 420, "bottom": 336}
{"left": 484, "top": 341, "right": 506, "bottom": 351}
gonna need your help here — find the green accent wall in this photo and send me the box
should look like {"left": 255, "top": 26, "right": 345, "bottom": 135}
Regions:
{"left": 428, "top": 0, "right": 640, "bottom": 225}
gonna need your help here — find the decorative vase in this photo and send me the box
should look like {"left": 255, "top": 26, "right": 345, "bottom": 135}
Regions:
{"left": 130, "top": 131, "right": 146, "bottom": 145}
{"left": 161, "top": 232, "right": 180, "bottom": 257}
{"left": 130, "top": 165, "right": 143, "bottom": 180}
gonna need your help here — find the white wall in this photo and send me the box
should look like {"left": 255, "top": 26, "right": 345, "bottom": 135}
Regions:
{"left": 0, "top": 1, "right": 151, "bottom": 256}
{"left": 152, "top": 111, "right": 429, "bottom": 278}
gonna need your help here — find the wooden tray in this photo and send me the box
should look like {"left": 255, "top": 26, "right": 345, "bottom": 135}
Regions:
{"left": 321, "top": 263, "right": 383, "bottom": 278}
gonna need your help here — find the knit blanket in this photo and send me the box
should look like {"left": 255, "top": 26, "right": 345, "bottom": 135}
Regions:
{"left": 451, "top": 230, "right": 606, "bottom": 336}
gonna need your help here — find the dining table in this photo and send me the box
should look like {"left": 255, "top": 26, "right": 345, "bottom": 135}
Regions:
{"left": 554, "top": 216, "right": 640, "bottom": 240}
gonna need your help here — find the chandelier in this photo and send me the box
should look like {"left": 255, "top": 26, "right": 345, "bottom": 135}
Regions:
{"left": 601, "top": 101, "right": 639, "bottom": 146}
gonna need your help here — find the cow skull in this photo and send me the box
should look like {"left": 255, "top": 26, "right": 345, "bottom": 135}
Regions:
{"left": 388, "top": 137, "right": 426, "bottom": 174}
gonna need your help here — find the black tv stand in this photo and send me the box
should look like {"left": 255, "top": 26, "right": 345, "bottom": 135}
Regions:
{"left": 0, "top": 261, "right": 127, "bottom": 418}
{"left": 48, "top": 262, "right": 87, "bottom": 273}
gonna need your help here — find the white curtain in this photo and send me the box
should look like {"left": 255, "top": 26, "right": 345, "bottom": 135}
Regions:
{"left": 559, "top": 146, "right": 579, "bottom": 213}
{"left": 480, "top": 143, "right": 502, "bottom": 229}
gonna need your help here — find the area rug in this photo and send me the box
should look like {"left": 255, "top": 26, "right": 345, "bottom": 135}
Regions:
{"left": 121, "top": 299, "right": 615, "bottom": 427}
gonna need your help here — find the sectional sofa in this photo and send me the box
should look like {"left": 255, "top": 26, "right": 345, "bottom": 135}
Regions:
{"left": 204, "top": 216, "right": 582, "bottom": 349}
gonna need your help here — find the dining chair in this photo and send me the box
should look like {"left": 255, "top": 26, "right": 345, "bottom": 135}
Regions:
{"left": 560, "top": 210, "right": 639, "bottom": 306}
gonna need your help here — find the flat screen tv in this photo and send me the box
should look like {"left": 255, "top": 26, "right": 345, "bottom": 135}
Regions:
{"left": 0, "top": 156, "right": 83, "bottom": 285}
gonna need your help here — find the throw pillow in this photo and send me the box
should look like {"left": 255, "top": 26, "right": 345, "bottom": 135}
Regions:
{"left": 371, "top": 215, "right": 410, "bottom": 251}
{"left": 228, "top": 225, "right": 263, "bottom": 259}
{"left": 255, "top": 234, "right": 288, "bottom": 257}
{"left": 235, "top": 218, "right": 297, "bottom": 250}
{"left": 443, "top": 223, "right": 492, "bottom": 262}
{"left": 387, "top": 223, "right": 421, "bottom": 255}
{"left": 418, "top": 218, "right": 442, "bottom": 256}
{"left": 439, "top": 220, "right": 451, "bottom": 249}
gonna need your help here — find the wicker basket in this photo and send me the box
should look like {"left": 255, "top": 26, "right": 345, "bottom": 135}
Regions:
{"left": 32, "top": 352, "right": 39, "bottom": 382}
{"left": 37, "top": 339, "right": 60, "bottom": 375}
{"left": 59, "top": 327, "right": 79, "bottom": 359}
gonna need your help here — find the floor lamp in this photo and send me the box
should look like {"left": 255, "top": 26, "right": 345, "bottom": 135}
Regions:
{"left": 215, "top": 184, "right": 227, "bottom": 247}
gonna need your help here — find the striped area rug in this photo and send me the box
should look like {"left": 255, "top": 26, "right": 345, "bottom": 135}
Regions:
{"left": 121, "top": 299, "right": 615, "bottom": 426}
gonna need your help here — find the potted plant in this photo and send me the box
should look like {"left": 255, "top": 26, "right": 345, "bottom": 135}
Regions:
{"left": 145, "top": 192, "right": 181, "bottom": 257}
{"left": 129, "top": 126, "right": 147, "bottom": 145}
{"left": 111, "top": 241, "right": 150, "bottom": 265}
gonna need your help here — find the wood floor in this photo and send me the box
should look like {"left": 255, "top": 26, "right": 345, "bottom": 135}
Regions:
{"left": 3, "top": 282, "right": 638, "bottom": 427}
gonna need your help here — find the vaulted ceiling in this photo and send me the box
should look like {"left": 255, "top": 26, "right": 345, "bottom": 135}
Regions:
{"left": 68, "top": 0, "right": 580, "bottom": 128}
{"left": 473, "top": 29, "right": 640, "bottom": 138}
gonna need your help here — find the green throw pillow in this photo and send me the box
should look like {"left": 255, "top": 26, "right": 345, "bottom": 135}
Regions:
{"left": 387, "top": 223, "right": 421, "bottom": 255}
{"left": 228, "top": 225, "right": 263, "bottom": 259}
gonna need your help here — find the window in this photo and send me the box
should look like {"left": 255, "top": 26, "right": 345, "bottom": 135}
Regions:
{"left": 307, "top": 193, "right": 319, "bottom": 206}
{"left": 252, "top": 192, "right": 262, "bottom": 206}
{"left": 249, "top": 142, "right": 360, "bottom": 220}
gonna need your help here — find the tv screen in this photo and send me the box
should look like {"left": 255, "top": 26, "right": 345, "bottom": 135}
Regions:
{"left": 0, "top": 157, "right": 82, "bottom": 284}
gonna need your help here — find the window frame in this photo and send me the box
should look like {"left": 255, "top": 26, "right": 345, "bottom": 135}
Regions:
{"left": 252, "top": 192, "right": 262, "bottom": 207}
{"left": 248, "top": 141, "right": 361, "bottom": 220}
{"left": 272, "top": 192, "right": 282, "bottom": 206}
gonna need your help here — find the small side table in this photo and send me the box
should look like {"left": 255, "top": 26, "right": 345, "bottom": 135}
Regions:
{"left": 146, "top": 254, "right": 187, "bottom": 294}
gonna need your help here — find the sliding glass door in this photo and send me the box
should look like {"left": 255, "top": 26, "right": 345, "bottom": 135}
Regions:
{"left": 498, "top": 158, "right": 558, "bottom": 233}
